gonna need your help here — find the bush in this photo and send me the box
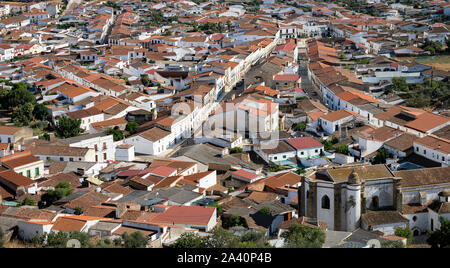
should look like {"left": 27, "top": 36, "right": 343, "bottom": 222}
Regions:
{"left": 427, "top": 217, "right": 450, "bottom": 248}
{"left": 230, "top": 147, "right": 243, "bottom": 154}
{"left": 122, "top": 232, "right": 149, "bottom": 248}
{"left": 55, "top": 117, "right": 83, "bottom": 138}
{"left": 259, "top": 207, "right": 272, "bottom": 216}
{"left": 321, "top": 139, "right": 333, "bottom": 151}
{"left": 281, "top": 223, "right": 325, "bottom": 248}
{"left": 125, "top": 122, "right": 139, "bottom": 135}
{"left": 74, "top": 207, "right": 83, "bottom": 215}
{"left": 373, "top": 148, "right": 389, "bottom": 164}
{"left": 268, "top": 164, "right": 285, "bottom": 172}
{"left": 394, "top": 227, "right": 412, "bottom": 245}
{"left": 294, "top": 123, "right": 306, "bottom": 131}
{"left": 22, "top": 198, "right": 35, "bottom": 206}
{"left": 105, "top": 127, "right": 124, "bottom": 141}
{"left": 335, "top": 144, "right": 349, "bottom": 155}
{"left": 40, "top": 182, "right": 73, "bottom": 207}
{"left": 170, "top": 232, "right": 207, "bottom": 248}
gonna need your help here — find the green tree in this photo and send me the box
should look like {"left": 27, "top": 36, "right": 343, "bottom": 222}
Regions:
{"left": 122, "top": 232, "right": 149, "bottom": 248}
{"left": 105, "top": 127, "right": 124, "bottom": 141}
{"left": 259, "top": 207, "right": 272, "bottom": 216}
{"left": 230, "top": 147, "right": 243, "bottom": 154}
{"left": 281, "top": 223, "right": 325, "bottom": 248}
{"left": 55, "top": 117, "right": 83, "bottom": 138}
{"left": 394, "top": 226, "right": 412, "bottom": 246}
{"left": 170, "top": 232, "right": 207, "bottom": 248}
{"left": 373, "top": 148, "right": 389, "bottom": 164}
{"left": 22, "top": 198, "right": 35, "bottom": 206}
{"left": 392, "top": 77, "right": 409, "bottom": 92}
{"left": 203, "top": 226, "right": 240, "bottom": 248}
{"left": 40, "top": 182, "right": 73, "bottom": 207}
{"left": 330, "top": 136, "right": 339, "bottom": 144}
{"left": 423, "top": 45, "right": 435, "bottom": 55}
{"left": 33, "top": 103, "right": 50, "bottom": 121}
{"left": 335, "top": 144, "right": 349, "bottom": 155}
{"left": 321, "top": 139, "right": 333, "bottom": 151}
{"left": 427, "top": 217, "right": 450, "bottom": 248}
{"left": 12, "top": 102, "right": 34, "bottom": 126}
{"left": 45, "top": 231, "right": 70, "bottom": 248}
{"left": 294, "top": 123, "right": 306, "bottom": 131}
{"left": 125, "top": 122, "right": 139, "bottom": 135}
{"left": 74, "top": 206, "right": 83, "bottom": 215}
{"left": 39, "top": 133, "right": 50, "bottom": 141}
{"left": 208, "top": 203, "right": 223, "bottom": 215}
{"left": 141, "top": 74, "right": 151, "bottom": 86}
{"left": 380, "top": 239, "right": 405, "bottom": 248}
{"left": 268, "top": 164, "right": 285, "bottom": 172}
{"left": 6, "top": 83, "right": 35, "bottom": 109}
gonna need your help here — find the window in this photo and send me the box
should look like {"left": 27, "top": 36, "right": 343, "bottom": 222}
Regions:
{"left": 104, "top": 153, "right": 107, "bottom": 160}
{"left": 26, "top": 170, "right": 31, "bottom": 178}
{"left": 60, "top": 157, "right": 64, "bottom": 161}
{"left": 423, "top": 150, "right": 426, "bottom": 154}
{"left": 321, "top": 195, "right": 330, "bottom": 209}
{"left": 274, "top": 156, "right": 277, "bottom": 160}
{"left": 413, "top": 216, "right": 417, "bottom": 222}
{"left": 94, "top": 144, "right": 98, "bottom": 151}
{"left": 35, "top": 168, "right": 39, "bottom": 176}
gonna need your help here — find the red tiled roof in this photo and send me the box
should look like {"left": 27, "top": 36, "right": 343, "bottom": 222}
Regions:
{"left": 232, "top": 169, "right": 259, "bottom": 180}
{"left": 150, "top": 206, "right": 215, "bottom": 226}
{"left": 285, "top": 137, "right": 323, "bottom": 150}
{"left": 273, "top": 74, "right": 300, "bottom": 81}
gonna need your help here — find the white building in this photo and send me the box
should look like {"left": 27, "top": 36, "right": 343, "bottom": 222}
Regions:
{"left": 413, "top": 136, "right": 450, "bottom": 167}
{"left": 59, "top": 133, "right": 115, "bottom": 163}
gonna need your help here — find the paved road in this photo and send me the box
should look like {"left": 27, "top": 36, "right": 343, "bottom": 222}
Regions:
{"left": 298, "top": 59, "right": 321, "bottom": 103}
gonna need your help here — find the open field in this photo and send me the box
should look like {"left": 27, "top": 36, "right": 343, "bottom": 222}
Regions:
{"left": 394, "top": 55, "right": 450, "bottom": 71}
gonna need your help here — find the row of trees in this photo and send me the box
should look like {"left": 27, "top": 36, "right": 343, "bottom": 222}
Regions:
{"left": 29, "top": 231, "right": 148, "bottom": 248}
{"left": 171, "top": 224, "right": 326, "bottom": 248}
{"left": 170, "top": 227, "right": 272, "bottom": 248}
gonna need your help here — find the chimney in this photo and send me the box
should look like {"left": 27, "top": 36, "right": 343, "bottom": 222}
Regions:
{"left": 115, "top": 202, "right": 127, "bottom": 219}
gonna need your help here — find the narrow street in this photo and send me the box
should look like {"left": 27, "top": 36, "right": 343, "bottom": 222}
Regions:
{"left": 298, "top": 59, "right": 321, "bottom": 103}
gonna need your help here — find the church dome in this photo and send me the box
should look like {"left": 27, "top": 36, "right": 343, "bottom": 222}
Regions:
{"left": 348, "top": 169, "right": 361, "bottom": 185}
